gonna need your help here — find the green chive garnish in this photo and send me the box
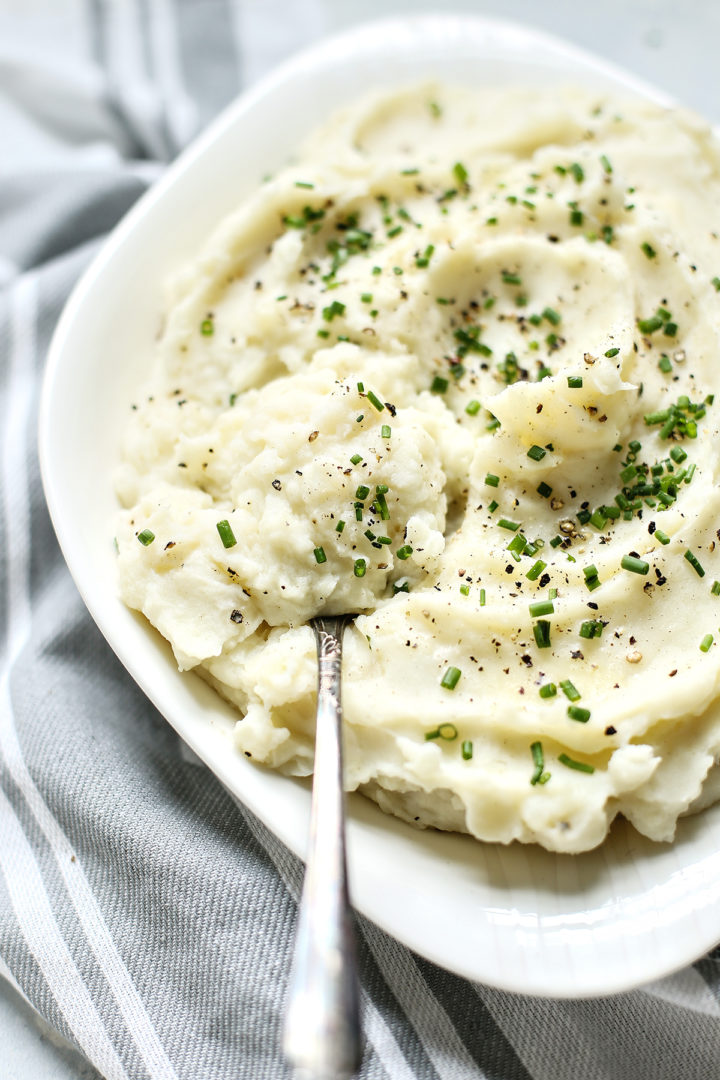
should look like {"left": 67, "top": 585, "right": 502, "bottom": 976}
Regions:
{"left": 641, "top": 242, "right": 656, "bottom": 259}
{"left": 700, "top": 634, "right": 714, "bottom": 653}
{"left": 485, "top": 473, "right": 500, "bottom": 487}
{"left": 621, "top": 554, "right": 649, "bottom": 575}
{"left": 533, "top": 620, "right": 552, "bottom": 648}
{"left": 336, "top": 520, "right": 345, "bottom": 533}
{"left": 355, "top": 484, "right": 370, "bottom": 500}
{"left": 441, "top": 666, "right": 462, "bottom": 690}
{"left": 425, "top": 722, "right": 458, "bottom": 741}
{"left": 322, "top": 300, "right": 346, "bottom": 322}
{"left": 605, "top": 347, "right": 620, "bottom": 357}
{"left": 567, "top": 376, "right": 583, "bottom": 388}
{"left": 526, "top": 560, "right": 546, "bottom": 581}
{"left": 498, "top": 519, "right": 520, "bottom": 531}
{"left": 461, "top": 740, "right": 473, "bottom": 760}
{"left": 354, "top": 558, "right": 366, "bottom": 578}
{"left": 530, "top": 741, "right": 549, "bottom": 785}
{"left": 381, "top": 424, "right": 391, "bottom": 438}
{"left": 216, "top": 520, "right": 237, "bottom": 549}
{"left": 314, "top": 547, "right": 327, "bottom": 564}
{"left": 527, "top": 444, "right": 546, "bottom": 461}
{"left": 200, "top": 318, "right": 214, "bottom": 336}
{"left": 711, "top": 581, "right": 720, "bottom": 596}
{"left": 396, "top": 545, "right": 413, "bottom": 560}
{"left": 465, "top": 399, "right": 481, "bottom": 416}
{"left": 684, "top": 549, "right": 705, "bottom": 577}
{"left": 431, "top": 375, "right": 449, "bottom": 394}
{"left": 542, "top": 307, "right": 561, "bottom": 326}
{"left": 539, "top": 682, "right": 557, "bottom": 699}
{"left": 137, "top": 529, "right": 155, "bottom": 546}
{"left": 558, "top": 753, "right": 595, "bottom": 774}
{"left": 568, "top": 705, "right": 591, "bottom": 722}
{"left": 366, "top": 390, "right": 384, "bottom": 412}
{"left": 560, "top": 679, "right": 580, "bottom": 702}
{"left": 350, "top": 453, "right": 362, "bottom": 465}
{"left": 654, "top": 529, "right": 670, "bottom": 545}
{"left": 529, "top": 600, "right": 554, "bottom": 617}
{"left": 537, "top": 481, "right": 553, "bottom": 498}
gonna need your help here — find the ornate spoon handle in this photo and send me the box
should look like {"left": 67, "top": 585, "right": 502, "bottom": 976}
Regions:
{"left": 283, "top": 615, "right": 362, "bottom": 1079}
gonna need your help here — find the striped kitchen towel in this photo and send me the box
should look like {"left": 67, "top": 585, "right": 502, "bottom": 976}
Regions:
{"left": 2, "top": 2, "right": 720, "bottom": 1078}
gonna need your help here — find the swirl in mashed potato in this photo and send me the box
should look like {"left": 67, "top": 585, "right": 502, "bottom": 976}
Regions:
{"left": 115, "top": 85, "right": 720, "bottom": 853}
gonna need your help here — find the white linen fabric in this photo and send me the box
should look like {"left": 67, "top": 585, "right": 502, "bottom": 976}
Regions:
{"left": 2, "top": 3, "right": 720, "bottom": 1078}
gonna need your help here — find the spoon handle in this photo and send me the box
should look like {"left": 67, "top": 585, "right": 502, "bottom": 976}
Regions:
{"left": 283, "top": 615, "right": 362, "bottom": 1080}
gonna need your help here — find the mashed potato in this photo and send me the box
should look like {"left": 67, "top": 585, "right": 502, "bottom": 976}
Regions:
{"left": 115, "top": 85, "right": 720, "bottom": 853}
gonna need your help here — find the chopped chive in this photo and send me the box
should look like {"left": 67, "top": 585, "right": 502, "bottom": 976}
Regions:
{"left": 430, "top": 375, "right": 449, "bottom": 394}
{"left": 558, "top": 753, "right": 595, "bottom": 774}
{"left": 313, "top": 546, "right": 327, "bottom": 564}
{"left": 200, "top": 318, "right": 214, "bottom": 336}
{"left": 713, "top": 276, "right": 720, "bottom": 291}
{"left": 322, "top": 300, "right": 346, "bottom": 322}
{"left": 366, "top": 390, "right": 385, "bottom": 412}
{"left": 393, "top": 266, "right": 403, "bottom": 275}
{"left": 485, "top": 473, "right": 500, "bottom": 487}
{"left": 621, "top": 554, "right": 649, "bottom": 575}
{"left": 529, "top": 600, "right": 554, "bottom": 617}
{"left": 354, "top": 558, "right": 366, "bottom": 577}
{"left": 488, "top": 500, "right": 499, "bottom": 513}
{"left": 539, "top": 683, "right": 557, "bottom": 699}
{"left": 361, "top": 292, "right": 373, "bottom": 303}
{"left": 498, "top": 519, "right": 520, "bottom": 531}
{"left": 137, "top": 529, "right": 155, "bottom": 546}
{"left": 453, "top": 161, "right": 469, "bottom": 186}
{"left": 542, "top": 307, "right": 561, "bottom": 326}
{"left": 461, "top": 739, "right": 473, "bottom": 760}
{"left": 526, "top": 560, "right": 547, "bottom": 581}
{"left": 502, "top": 271, "right": 522, "bottom": 285}
{"left": 560, "top": 679, "right": 580, "bottom": 702}
{"left": 426, "top": 722, "right": 458, "bottom": 741}
{"left": 350, "top": 453, "right": 362, "bottom": 465}
{"left": 355, "top": 484, "right": 370, "bottom": 500}
{"left": 568, "top": 705, "right": 591, "bottom": 722}
{"left": 537, "top": 481, "right": 553, "bottom": 498}
{"left": 600, "top": 154, "right": 613, "bottom": 174}
{"left": 465, "top": 399, "right": 481, "bottom": 415}
{"left": 479, "top": 588, "right": 486, "bottom": 606}
{"left": 605, "top": 347, "right": 620, "bottom": 357}
{"left": 316, "top": 329, "right": 330, "bottom": 339}
{"left": 336, "top": 520, "right": 345, "bottom": 533}
{"left": 641, "top": 242, "right": 657, "bottom": 259}
{"left": 460, "top": 584, "right": 470, "bottom": 596}
{"left": 659, "top": 355, "right": 672, "bottom": 374}
{"left": 396, "top": 545, "right": 413, "bottom": 560}
{"left": 527, "top": 444, "right": 546, "bottom": 461}
{"left": 569, "top": 162, "right": 584, "bottom": 183}
{"left": 533, "top": 620, "right": 552, "bottom": 649}
{"left": 638, "top": 314, "right": 663, "bottom": 334}
{"left": 294, "top": 180, "right": 314, "bottom": 189}
{"left": 684, "top": 549, "right": 705, "bottom": 577}
{"left": 567, "top": 376, "right": 583, "bottom": 388}
{"left": 711, "top": 581, "right": 720, "bottom": 596}
{"left": 381, "top": 424, "right": 392, "bottom": 438}
{"left": 216, "top": 520, "right": 237, "bottom": 549}
{"left": 579, "top": 620, "right": 603, "bottom": 639}
{"left": 700, "top": 634, "right": 714, "bottom": 653}
{"left": 654, "top": 529, "right": 670, "bottom": 545}
{"left": 530, "top": 741, "right": 547, "bottom": 785}
{"left": 440, "top": 666, "right": 462, "bottom": 690}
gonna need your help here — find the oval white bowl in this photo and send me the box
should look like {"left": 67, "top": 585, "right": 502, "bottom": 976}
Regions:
{"left": 39, "top": 14, "right": 720, "bottom": 998}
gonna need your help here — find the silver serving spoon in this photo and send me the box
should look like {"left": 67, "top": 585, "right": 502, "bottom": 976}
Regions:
{"left": 282, "top": 614, "right": 362, "bottom": 1079}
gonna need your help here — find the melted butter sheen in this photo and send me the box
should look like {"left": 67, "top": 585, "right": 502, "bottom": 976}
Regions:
{"left": 116, "top": 85, "right": 720, "bottom": 852}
